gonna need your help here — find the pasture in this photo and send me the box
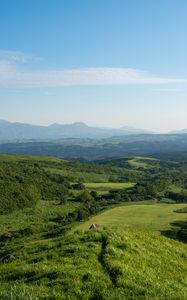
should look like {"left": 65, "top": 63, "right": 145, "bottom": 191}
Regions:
{"left": 74, "top": 203, "right": 187, "bottom": 233}
{"left": 84, "top": 182, "right": 135, "bottom": 190}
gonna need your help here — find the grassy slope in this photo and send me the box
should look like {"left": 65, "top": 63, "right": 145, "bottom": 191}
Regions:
{"left": 0, "top": 154, "right": 187, "bottom": 299}
{"left": 0, "top": 228, "right": 186, "bottom": 299}
{"left": 127, "top": 156, "right": 157, "bottom": 168}
{"left": 45, "top": 167, "right": 110, "bottom": 182}
{"left": 0, "top": 153, "right": 63, "bottom": 163}
{"left": 74, "top": 203, "right": 187, "bottom": 232}
{"left": 84, "top": 182, "right": 135, "bottom": 190}
{"left": 0, "top": 200, "right": 80, "bottom": 233}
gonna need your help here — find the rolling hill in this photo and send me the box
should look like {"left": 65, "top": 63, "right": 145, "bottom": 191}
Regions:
{"left": 0, "top": 154, "right": 186, "bottom": 299}
{"left": 1, "top": 133, "right": 187, "bottom": 160}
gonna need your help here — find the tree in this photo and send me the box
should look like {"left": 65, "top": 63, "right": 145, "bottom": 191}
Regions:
{"left": 78, "top": 190, "right": 93, "bottom": 205}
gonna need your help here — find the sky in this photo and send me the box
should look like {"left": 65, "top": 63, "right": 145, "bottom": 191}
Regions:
{"left": 0, "top": 0, "right": 187, "bottom": 132}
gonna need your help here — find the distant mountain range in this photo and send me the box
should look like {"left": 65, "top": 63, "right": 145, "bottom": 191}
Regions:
{"left": 169, "top": 129, "right": 187, "bottom": 134}
{"left": 0, "top": 120, "right": 153, "bottom": 140}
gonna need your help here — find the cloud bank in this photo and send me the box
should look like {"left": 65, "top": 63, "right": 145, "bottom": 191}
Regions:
{"left": 0, "top": 50, "right": 186, "bottom": 88}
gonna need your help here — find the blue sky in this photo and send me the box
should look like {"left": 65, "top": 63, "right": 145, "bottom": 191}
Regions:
{"left": 0, "top": 0, "right": 187, "bottom": 132}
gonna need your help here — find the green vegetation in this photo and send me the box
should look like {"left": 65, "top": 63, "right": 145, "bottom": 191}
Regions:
{"left": 85, "top": 182, "right": 135, "bottom": 191}
{"left": 74, "top": 203, "right": 187, "bottom": 232}
{"left": 46, "top": 167, "right": 110, "bottom": 183}
{"left": 2, "top": 133, "right": 187, "bottom": 160}
{"left": 0, "top": 153, "right": 63, "bottom": 163}
{"left": 0, "top": 161, "right": 70, "bottom": 214}
{"left": 0, "top": 228, "right": 186, "bottom": 299}
{"left": 175, "top": 206, "right": 187, "bottom": 213}
{"left": 127, "top": 156, "right": 158, "bottom": 168}
{"left": 0, "top": 200, "right": 79, "bottom": 234}
{"left": 0, "top": 153, "right": 187, "bottom": 299}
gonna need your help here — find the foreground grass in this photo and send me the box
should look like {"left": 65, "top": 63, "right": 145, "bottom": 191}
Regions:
{"left": 0, "top": 228, "right": 186, "bottom": 299}
{"left": 74, "top": 203, "right": 187, "bottom": 232}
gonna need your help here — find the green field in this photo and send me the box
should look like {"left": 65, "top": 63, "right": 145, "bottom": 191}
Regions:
{"left": 127, "top": 156, "right": 158, "bottom": 168}
{"left": 0, "top": 153, "right": 64, "bottom": 162}
{"left": 74, "top": 203, "right": 187, "bottom": 232}
{"left": 84, "top": 182, "right": 135, "bottom": 190}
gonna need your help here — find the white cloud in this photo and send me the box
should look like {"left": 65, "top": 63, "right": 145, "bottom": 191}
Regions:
{"left": 0, "top": 53, "right": 187, "bottom": 88}
{"left": 0, "top": 50, "right": 42, "bottom": 63}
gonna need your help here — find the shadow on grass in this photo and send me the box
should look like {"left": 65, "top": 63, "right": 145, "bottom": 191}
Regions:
{"left": 41, "top": 223, "right": 72, "bottom": 239}
{"left": 161, "top": 220, "right": 187, "bottom": 243}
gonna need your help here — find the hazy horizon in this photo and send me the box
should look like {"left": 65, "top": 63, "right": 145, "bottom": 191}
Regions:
{"left": 1, "top": 1, "right": 187, "bottom": 132}
{"left": 0, "top": 118, "right": 185, "bottom": 134}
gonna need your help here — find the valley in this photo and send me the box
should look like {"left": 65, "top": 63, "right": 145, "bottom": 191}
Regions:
{"left": 2, "top": 133, "right": 187, "bottom": 160}
{"left": 1, "top": 1, "right": 187, "bottom": 299}
{"left": 0, "top": 154, "right": 187, "bottom": 299}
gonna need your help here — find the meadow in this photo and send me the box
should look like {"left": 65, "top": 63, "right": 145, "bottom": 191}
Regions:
{"left": 84, "top": 182, "right": 135, "bottom": 191}
{"left": 74, "top": 202, "right": 187, "bottom": 232}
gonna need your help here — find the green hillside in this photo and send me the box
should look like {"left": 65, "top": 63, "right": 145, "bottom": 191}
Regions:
{"left": 0, "top": 160, "right": 70, "bottom": 214}
{"left": 74, "top": 202, "right": 187, "bottom": 232}
{"left": 0, "top": 153, "right": 63, "bottom": 163}
{"left": 0, "top": 228, "right": 187, "bottom": 299}
{"left": 0, "top": 154, "right": 187, "bottom": 299}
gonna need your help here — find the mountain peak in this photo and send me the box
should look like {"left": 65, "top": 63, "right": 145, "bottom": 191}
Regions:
{"left": 49, "top": 123, "right": 61, "bottom": 128}
{"left": 71, "top": 122, "right": 88, "bottom": 127}
{"left": 0, "top": 120, "right": 154, "bottom": 140}
{"left": 49, "top": 122, "right": 88, "bottom": 128}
